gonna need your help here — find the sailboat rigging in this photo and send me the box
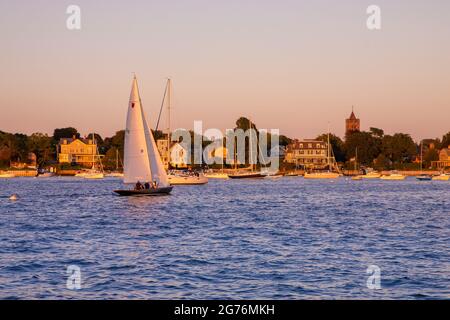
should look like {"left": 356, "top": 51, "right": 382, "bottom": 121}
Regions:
{"left": 114, "top": 75, "right": 173, "bottom": 196}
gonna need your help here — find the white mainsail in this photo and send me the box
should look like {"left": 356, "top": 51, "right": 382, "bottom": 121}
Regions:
{"left": 123, "top": 76, "right": 170, "bottom": 187}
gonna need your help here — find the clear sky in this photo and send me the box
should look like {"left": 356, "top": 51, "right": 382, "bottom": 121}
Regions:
{"left": 0, "top": 0, "right": 449, "bottom": 141}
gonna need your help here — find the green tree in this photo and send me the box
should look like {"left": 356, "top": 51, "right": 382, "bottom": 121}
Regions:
{"left": 316, "top": 133, "right": 345, "bottom": 162}
{"left": 344, "top": 131, "right": 381, "bottom": 166}
{"left": 369, "top": 127, "right": 384, "bottom": 138}
{"left": 28, "top": 132, "right": 53, "bottom": 166}
{"left": 440, "top": 132, "right": 450, "bottom": 149}
{"left": 53, "top": 127, "right": 80, "bottom": 141}
{"left": 423, "top": 148, "right": 439, "bottom": 169}
{"left": 381, "top": 133, "right": 416, "bottom": 164}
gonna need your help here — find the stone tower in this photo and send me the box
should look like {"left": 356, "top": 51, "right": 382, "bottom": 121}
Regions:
{"left": 345, "top": 107, "right": 360, "bottom": 136}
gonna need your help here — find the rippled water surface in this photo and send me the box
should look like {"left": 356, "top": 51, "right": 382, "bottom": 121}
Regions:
{"left": 0, "top": 177, "right": 449, "bottom": 299}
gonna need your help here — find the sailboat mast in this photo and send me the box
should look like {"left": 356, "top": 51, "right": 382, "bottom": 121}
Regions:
{"left": 92, "top": 133, "right": 95, "bottom": 170}
{"left": 167, "top": 78, "right": 171, "bottom": 169}
{"left": 420, "top": 140, "right": 423, "bottom": 172}
{"left": 327, "top": 129, "right": 331, "bottom": 171}
{"left": 248, "top": 117, "right": 254, "bottom": 172}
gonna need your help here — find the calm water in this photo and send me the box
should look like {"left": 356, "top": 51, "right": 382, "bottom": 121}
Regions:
{"left": 0, "top": 177, "right": 449, "bottom": 299}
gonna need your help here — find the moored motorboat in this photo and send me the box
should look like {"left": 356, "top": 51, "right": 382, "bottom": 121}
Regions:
{"left": 416, "top": 174, "right": 432, "bottom": 181}
{"left": 37, "top": 172, "right": 56, "bottom": 178}
{"left": 84, "top": 173, "right": 104, "bottom": 179}
{"left": 432, "top": 174, "right": 449, "bottom": 181}
{"left": 304, "top": 171, "right": 340, "bottom": 179}
{"left": 361, "top": 171, "right": 381, "bottom": 179}
{"left": 0, "top": 173, "right": 15, "bottom": 178}
{"left": 380, "top": 173, "right": 406, "bottom": 180}
{"left": 204, "top": 172, "right": 229, "bottom": 179}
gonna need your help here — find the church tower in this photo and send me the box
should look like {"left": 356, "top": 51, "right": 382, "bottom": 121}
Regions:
{"left": 345, "top": 107, "right": 360, "bottom": 136}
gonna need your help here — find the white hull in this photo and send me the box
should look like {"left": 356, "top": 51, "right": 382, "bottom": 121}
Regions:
{"left": 168, "top": 174, "right": 208, "bottom": 185}
{"left": 264, "top": 174, "right": 283, "bottom": 179}
{"left": 204, "top": 173, "right": 229, "bottom": 179}
{"left": 0, "top": 173, "right": 15, "bottom": 178}
{"left": 304, "top": 172, "right": 340, "bottom": 179}
{"left": 84, "top": 173, "right": 104, "bottom": 179}
{"left": 361, "top": 172, "right": 381, "bottom": 179}
{"left": 37, "top": 173, "right": 55, "bottom": 178}
{"left": 380, "top": 174, "right": 406, "bottom": 180}
{"left": 105, "top": 172, "right": 124, "bottom": 178}
{"left": 432, "top": 174, "right": 449, "bottom": 181}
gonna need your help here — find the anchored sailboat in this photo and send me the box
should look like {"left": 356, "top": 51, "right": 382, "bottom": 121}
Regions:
{"left": 416, "top": 141, "right": 432, "bottom": 181}
{"left": 114, "top": 75, "right": 173, "bottom": 196}
{"left": 304, "top": 130, "right": 340, "bottom": 179}
{"left": 228, "top": 118, "right": 266, "bottom": 179}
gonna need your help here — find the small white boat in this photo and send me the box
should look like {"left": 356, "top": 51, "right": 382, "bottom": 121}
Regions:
{"left": 432, "top": 174, "right": 449, "bottom": 181}
{"left": 168, "top": 172, "right": 208, "bottom": 185}
{"left": 37, "top": 172, "right": 56, "bottom": 178}
{"left": 264, "top": 173, "right": 283, "bottom": 179}
{"left": 74, "top": 171, "right": 88, "bottom": 177}
{"left": 380, "top": 173, "right": 406, "bottom": 180}
{"left": 0, "top": 173, "right": 15, "bottom": 178}
{"left": 84, "top": 173, "right": 104, "bottom": 179}
{"left": 105, "top": 172, "right": 124, "bottom": 178}
{"left": 204, "top": 172, "right": 229, "bottom": 179}
{"left": 304, "top": 171, "right": 340, "bottom": 179}
{"left": 361, "top": 171, "right": 381, "bottom": 179}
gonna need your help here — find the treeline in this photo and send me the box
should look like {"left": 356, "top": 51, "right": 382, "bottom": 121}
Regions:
{"left": 317, "top": 128, "right": 450, "bottom": 170}
{"left": 0, "top": 127, "right": 125, "bottom": 170}
{"left": 0, "top": 117, "right": 291, "bottom": 170}
{"left": 1, "top": 122, "right": 449, "bottom": 170}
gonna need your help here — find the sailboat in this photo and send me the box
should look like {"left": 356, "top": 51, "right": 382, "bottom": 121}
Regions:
{"left": 304, "top": 130, "right": 340, "bottom": 179}
{"left": 352, "top": 147, "right": 363, "bottom": 180}
{"left": 106, "top": 149, "right": 124, "bottom": 178}
{"left": 416, "top": 141, "right": 432, "bottom": 181}
{"left": 228, "top": 118, "right": 265, "bottom": 179}
{"left": 114, "top": 75, "right": 173, "bottom": 196}
{"left": 157, "top": 78, "right": 208, "bottom": 185}
{"left": 83, "top": 134, "right": 105, "bottom": 179}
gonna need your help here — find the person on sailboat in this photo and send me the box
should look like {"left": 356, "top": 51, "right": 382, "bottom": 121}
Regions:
{"left": 135, "top": 181, "right": 143, "bottom": 190}
{"left": 144, "top": 182, "right": 150, "bottom": 190}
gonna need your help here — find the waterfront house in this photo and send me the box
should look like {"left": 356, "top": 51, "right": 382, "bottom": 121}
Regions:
{"left": 157, "top": 139, "right": 189, "bottom": 169}
{"left": 284, "top": 139, "right": 328, "bottom": 169}
{"left": 57, "top": 136, "right": 100, "bottom": 167}
{"left": 432, "top": 146, "right": 450, "bottom": 169}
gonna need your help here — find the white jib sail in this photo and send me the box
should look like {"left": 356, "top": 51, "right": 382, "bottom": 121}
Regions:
{"left": 123, "top": 75, "right": 169, "bottom": 187}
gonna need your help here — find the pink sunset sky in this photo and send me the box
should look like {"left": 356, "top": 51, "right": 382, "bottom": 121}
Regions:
{"left": 0, "top": 0, "right": 449, "bottom": 141}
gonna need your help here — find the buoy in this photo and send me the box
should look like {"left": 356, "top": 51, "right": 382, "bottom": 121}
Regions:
{"left": 9, "top": 194, "right": 18, "bottom": 201}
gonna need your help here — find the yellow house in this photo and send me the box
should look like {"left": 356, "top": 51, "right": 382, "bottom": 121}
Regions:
{"left": 432, "top": 146, "right": 450, "bottom": 169}
{"left": 157, "top": 139, "right": 190, "bottom": 169}
{"left": 58, "top": 137, "right": 99, "bottom": 167}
